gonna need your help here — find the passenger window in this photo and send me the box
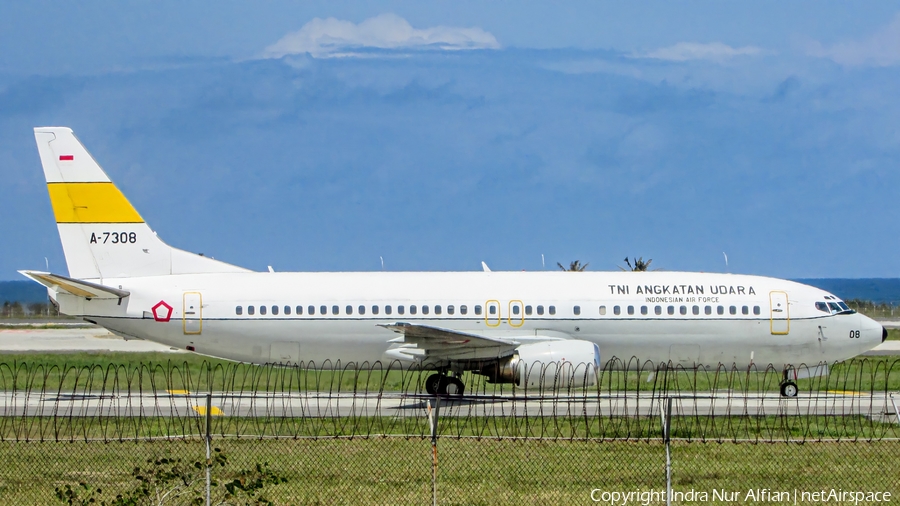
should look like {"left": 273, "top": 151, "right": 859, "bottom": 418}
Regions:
{"left": 573, "top": 305, "right": 581, "bottom": 316}
{"left": 332, "top": 305, "right": 339, "bottom": 315}
{"left": 680, "top": 306, "right": 687, "bottom": 315}
{"left": 346, "top": 305, "right": 353, "bottom": 315}
{"left": 524, "top": 305, "right": 532, "bottom": 316}
{"left": 599, "top": 305, "right": 606, "bottom": 315}
{"left": 537, "top": 305, "right": 544, "bottom": 315}
{"left": 385, "top": 305, "right": 392, "bottom": 315}
{"left": 742, "top": 306, "right": 749, "bottom": 315}
{"left": 753, "top": 306, "right": 761, "bottom": 315}
{"left": 627, "top": 306, "right": 634, "bottom": 315}
{"left": 320, "top": 305, "right": 327, "bottom": 315}
{"left": 447, "top": 305, "right": 455, "bottom": 315}
{"left": 422, "top": 305, "right": 429, "bottom": 315}
{"left": 260, "top": 306, "right": 267, "bottom": 316}
{"left": 235, "top": 306, "right": 243, "bottom": 315}
{"left": 655, "top": 306, "right": 662, "bottom": 315}
{"left": 308, "top": 305, "right": 315, "bottom": 315}
{"left": 296, "top": 306, "right": 303, "bottom": 315}
{"left": 434, "top": 305, "right": 441, "bottom": 315}
{"left": 729, "top": 306, "right": 737, "bottom": 315}
{"left": 705, "top": 306, "right": 712, "bottom": 315}
{"left": 359, "top": 305, "right": 366, "bottom": 315}
{"left": 248, "top": 305, "right": 255, "bottom": 315}
{"left": 692, "top": 305, "right": 699, "bottom": 315}
{"left": 475, "top": 305, "right": 482, "bottom": 315}
{"left": 271, "top": 305, "right": 278, "bottom": 315}
{"left": 284, "top": 306, "right": 291, "bottom": 315}
{"left": 512, "top": 305, "right": 520, "bottom": 315}
{"left": 717, "top": 306, "right": 724, "bottom": 315}
{"left": 398, "top": 305, "right": 405, "bottom": 315}
{"left": 667, "top": 306, "right": 674, "bottom": 315}
{"left": 372, "top": 305, "right": 379, "bottom": 315}
{"left": 641, "top": 306, "right": 648, "bottom": 315}
{"left": 549, "top": 306, "right": 556, "bottom": 315}
{"left": 460, "top": 305, "right": 468, "bottom": 315}
{"left": 410, "top": 305, "right": 418, "bottom": 315}
{"left": 613, "top": 306, "right": 621, "bottom": 315}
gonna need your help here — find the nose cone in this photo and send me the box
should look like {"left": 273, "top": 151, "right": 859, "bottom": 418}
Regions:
{"left": 858, "top": 313, "right": 885, "bottom": 347}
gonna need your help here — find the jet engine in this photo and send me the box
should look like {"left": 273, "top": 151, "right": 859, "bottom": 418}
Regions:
{"left": 480, "top": 340, "right": 600, "bottom": 389}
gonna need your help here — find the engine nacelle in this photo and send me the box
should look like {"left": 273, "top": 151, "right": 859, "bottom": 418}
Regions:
{"left": 480, "top": 340, "right": 600, "bottom": 389}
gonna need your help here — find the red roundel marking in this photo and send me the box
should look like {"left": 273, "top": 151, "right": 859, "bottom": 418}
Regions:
{"left": 152, "top": 301, "right": 173, "bottom": 322}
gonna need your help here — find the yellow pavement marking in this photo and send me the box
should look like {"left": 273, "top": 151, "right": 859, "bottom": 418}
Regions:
{"left": 166, "top": 389, "right": 190, "bottom": 395}
{"left": 826, "top": 390, "right": 867, "bottom": 396}
{"left": 192, "top": 405, "right": 224, "bottom": 416}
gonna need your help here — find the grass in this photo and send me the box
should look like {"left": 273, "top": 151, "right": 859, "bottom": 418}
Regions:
{"left": 2, "top": 353, "right": 900, "bottom": 396}
{"left": 0, "top": 437, "right": 896, "bottom": 504}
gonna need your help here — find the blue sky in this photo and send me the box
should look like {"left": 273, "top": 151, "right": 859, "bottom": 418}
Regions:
{"left": 2, "top": 2, "right": 899, "bottom": 279}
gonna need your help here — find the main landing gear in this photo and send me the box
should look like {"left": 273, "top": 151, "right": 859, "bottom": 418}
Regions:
{"left": 425, "top": 373, "right": 465, "bottom": 396}
{"left": 780, "top": 369, "right": 799, "bottom": 398}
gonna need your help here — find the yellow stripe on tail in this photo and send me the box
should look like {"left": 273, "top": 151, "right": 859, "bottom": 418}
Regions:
{"left": 47, "top": 182, "right": 143, "bottom": 224}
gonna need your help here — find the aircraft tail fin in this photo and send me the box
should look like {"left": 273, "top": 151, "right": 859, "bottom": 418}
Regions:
{"left": 34, "top": 127, "right": 249, "bottom": 280}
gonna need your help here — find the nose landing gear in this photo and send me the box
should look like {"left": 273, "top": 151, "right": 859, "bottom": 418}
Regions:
{"left": 425, "top": 373, "right": 465, "bottom": 396}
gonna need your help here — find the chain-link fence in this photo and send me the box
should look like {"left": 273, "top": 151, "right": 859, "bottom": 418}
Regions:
{"left": 1, "top": 357, "right": 898, "bottom": 504}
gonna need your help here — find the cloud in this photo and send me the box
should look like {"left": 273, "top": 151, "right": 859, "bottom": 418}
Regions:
{"left": 806, "top": 13, "right": 900, "bottom": 66}
{"left": 262, "top": 13, "right": 500, "bottom": 58}
{"left": 638, "top": 42, "right": 762, "bottom": 62}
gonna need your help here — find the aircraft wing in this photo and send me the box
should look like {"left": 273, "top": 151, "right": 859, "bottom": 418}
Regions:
{"left": 379, "top": 322, "right": 520, "bottom": 362}
{"left": 19, "top": 270, "right": 130, "bottom": 300}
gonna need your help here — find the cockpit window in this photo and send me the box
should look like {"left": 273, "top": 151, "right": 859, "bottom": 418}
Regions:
{"left": 818, "top": 299, "right": 855, "bottom": 315}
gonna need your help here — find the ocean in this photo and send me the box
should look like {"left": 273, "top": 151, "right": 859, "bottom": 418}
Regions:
{"left": 793, "top": 279, "right": 900, "bottom": 305}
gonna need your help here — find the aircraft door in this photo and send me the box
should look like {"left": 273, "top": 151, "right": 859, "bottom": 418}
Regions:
{"left": 769, "top": 291, "right": 789, "bottom": 335}
{"left": 183, "top": 292, "right": 202, "bottom": 335}
{"left": 485, "top": 300, "right": 501, "bottom": 327}
{"left": 508, "top": 300, "right": 524, "bottom": 328}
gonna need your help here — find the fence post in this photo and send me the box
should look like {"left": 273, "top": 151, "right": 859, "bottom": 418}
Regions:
{"left": 428, "top": 396, "right": 441, "bottom": 506}
{"left": 661, "top": 396, "right": 672, "bottom": 506}
{"left": 205, "top": 392, "right": 212, "bottom": 506}
{"left": 890, "top": 394, "right": 900, "bottom": 425}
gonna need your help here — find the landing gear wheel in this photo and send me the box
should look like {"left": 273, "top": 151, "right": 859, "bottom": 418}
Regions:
{"left": 439, "top": 376, "right": 465, "bottom": 397}
{"left": 780, "top": 381, "right": 798, "bottom": 397}
{"left": 425, "top": 374, "right": 442, "bottom": 395}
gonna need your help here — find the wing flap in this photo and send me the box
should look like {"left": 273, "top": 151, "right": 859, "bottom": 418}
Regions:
{"left": 19, "top": 270, "right": 130, "bottom": 299}
{"left": 379, "top": 322, "right": 520, "bottom": 362}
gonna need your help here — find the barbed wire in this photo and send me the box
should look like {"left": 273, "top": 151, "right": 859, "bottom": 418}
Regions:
{"left": 0, "top": 357, "right": 898, "bottom": 443}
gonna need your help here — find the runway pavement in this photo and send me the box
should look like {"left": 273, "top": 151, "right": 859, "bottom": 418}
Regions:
{"left": 2, "top": 389, "right": 898, "bottom": 420}
{"left": 0, "top": 327, "right": 181, "bottom": 353}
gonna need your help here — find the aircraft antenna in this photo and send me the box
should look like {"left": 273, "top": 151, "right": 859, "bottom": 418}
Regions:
{"left": 723, "top": 252, "right": 729, "bottom": 270}
{"left": 541, "top": 254, "right": 545, "bottom": 269}
{"left": 380, "top": 256, "right": 384, "bottom": 271}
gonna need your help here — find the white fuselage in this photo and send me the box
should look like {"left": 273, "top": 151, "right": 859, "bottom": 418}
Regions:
{"left": 58, "top": 270, "right": 883, "bottom": 370}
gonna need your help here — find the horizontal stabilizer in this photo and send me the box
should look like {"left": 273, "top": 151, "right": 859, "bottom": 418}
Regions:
{"left": 19, "top": 270, "right": 130, "bottom": 299}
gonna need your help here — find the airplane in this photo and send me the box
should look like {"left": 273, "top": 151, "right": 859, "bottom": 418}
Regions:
{"left": 21, "top": 127, "right": 887, "bottom": 397}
